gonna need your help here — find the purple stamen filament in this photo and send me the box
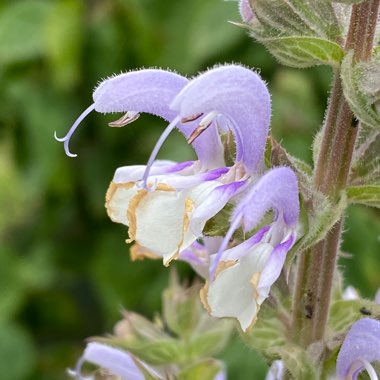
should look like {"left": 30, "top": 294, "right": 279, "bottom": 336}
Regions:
{"left": 54, "top": 104, "right": 95, "bottom": 158}
{"left": 141, "top": 116, "right": 181, "bottom": 190}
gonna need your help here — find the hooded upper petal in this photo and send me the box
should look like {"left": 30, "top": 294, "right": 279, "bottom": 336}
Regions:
{"left": 233, "top": 167, "right": 299, "bottom": 231}
{"left": 93, "top": 69, "right": 224, "bottom": 168}
{"left": 336, "top": 318, "right": 380, "bottom": 379}
{"left": 93, "top": 69, "right": 187, "bottom": 119}
{"left": 58, "top": 69, "right": 224, "bottom": 166}
{"left": 171, "top": 65, "right": 271, "bottom": 174}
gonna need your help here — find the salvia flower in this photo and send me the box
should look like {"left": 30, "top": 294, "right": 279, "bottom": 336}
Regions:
{"left": 69, "top": 342, "right": 226, "bottom": 380}
{"left": 57, "top": 64, "right": 271, "bottom": 265}
{"left": 68, "top": 342, "right": 162, "bottom": 380}
{"left": 336, "top": 318, "right": 380, "bottom": 380}
{"left": 200, "top": 167, "right": 299, "bottom": 331}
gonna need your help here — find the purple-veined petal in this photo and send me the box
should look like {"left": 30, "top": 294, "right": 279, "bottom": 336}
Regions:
{"left": 112, "top": 162, "right": 228, "bottom": 191}
{"left": 190, "top": 180, "right": 248, "bottom": 236}
{"left": 239, "top": 0, "right": 255, "bottom": 23}
{"left": 179, "top": 242, "right": 210, "bottom": 278}
{"left": 69, "top": 342, "right": 161, "bottom": 380}
{"left": 257, "top": 235, "right": 295, "bottom": 301}
{"left": 218, "top": 225, "right": 271, "bottom": 261}
{"left": 179, "top": 237, "right": 223, "bottom": 279}
{"left": 171, "top": 64, "right": 271, "bottom": 174}
{"left": 113, "top": 160, "right": 194, "bottom": 183}
{"left": 336, "top": 318, "right": 380, "bottom": 379}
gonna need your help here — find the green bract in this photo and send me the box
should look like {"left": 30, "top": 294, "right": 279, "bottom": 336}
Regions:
{"left": 241, "top": 0, "right": 345, "bottom": 67}
{"left": 252, "top": 36, "right": 344, "bottom": 68}
{"left": 341, "top": 51, "right": 380, "bottom": 129}
{"left": 346, "top": 185, "right": 380, "bottom": 208}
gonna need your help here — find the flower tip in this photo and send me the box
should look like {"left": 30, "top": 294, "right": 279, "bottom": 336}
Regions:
{"left": 54, "top": 131, "right": 78, "bottom": 157}
{"left": 54, "top": 130, "right": 66, "bottom": 142}
{"left": 64, "top": 141, "right": 78, "bottom": 158}
{"left": 66, "top": 150, "right": 78, "bottom": 158}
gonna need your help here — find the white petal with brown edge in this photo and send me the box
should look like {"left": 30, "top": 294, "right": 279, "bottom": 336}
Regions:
{"left": 129, "top": 181, "right": 221, "bottom": 265}
{"left": 106, "top": 182, "right": 138, "bottom": 226}
{"left": 204, "top": 242, "right": 273, "bottom": 332}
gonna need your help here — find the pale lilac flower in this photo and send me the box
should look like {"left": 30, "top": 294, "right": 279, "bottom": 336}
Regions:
{"left": 200, "top": 167, "right": 299, "bottom": 331}
{"left": 239, "top": 0, "right": 254, "bottom": 23}
{"left": 265, "top": 360, "right": 285, "bottom": 380}
{"left": 336, "top": 318, "right": 380, "bottom": 380}
{"left": 68, "top": 342, "right": 162, "bottom": 380}
{"left": 342, "top": 286, "right": 360, "bottom": 301}
{"left": 69, "top": 342, "right": 227, "bottom": 380}
{"left": 57, "top": 65, "right": 271, "bottom": 265}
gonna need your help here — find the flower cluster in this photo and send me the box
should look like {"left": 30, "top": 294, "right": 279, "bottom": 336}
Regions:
{"left": 57, "top": 64, "right": 299, "bottom": 333}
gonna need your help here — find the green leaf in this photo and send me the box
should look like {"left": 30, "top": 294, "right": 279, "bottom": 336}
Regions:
{"left": 350, "top": 128, "right": 380, "bottom": 184}
{"left": 251, "top": 0, "right": 341, "bottom": 40}
{"left": 346, "top": 185, "right": 380, "bottom": 208}
{"left": 0, "top": 0, "right": 53, "bottom": 64}
{"left": 341, "top": 51, "right": 380, "bottom": 129}
{"left": 244, "top": 0, "right": 344, "bottom": 68}
{"left": 253, "top": 36, "right": 344, "bottom": 68}
{"left": 271, "top": 344, "right": 320, "bottom": 380}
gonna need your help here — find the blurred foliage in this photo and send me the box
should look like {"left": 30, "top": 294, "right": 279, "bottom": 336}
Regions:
{"left": 0, "top": 0, "right": 378, "bottom": 379}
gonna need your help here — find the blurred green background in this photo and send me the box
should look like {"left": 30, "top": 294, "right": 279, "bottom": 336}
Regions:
{"left": 0, "top": 0, "right": 379, "bottom": 379}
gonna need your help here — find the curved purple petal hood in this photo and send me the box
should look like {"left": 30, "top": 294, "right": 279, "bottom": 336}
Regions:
{"left": 93, "top": 69, "right": 186, "bottom": 119}
{"left": 233, "top": 167, "right": 299, "bottom": 230}
{"left": 171, "top": 65, "right": 271, "bottom": 174}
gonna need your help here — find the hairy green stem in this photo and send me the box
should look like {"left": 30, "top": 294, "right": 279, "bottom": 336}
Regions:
{"left": 291, "top": 0, "right": 380, "bottom": 349}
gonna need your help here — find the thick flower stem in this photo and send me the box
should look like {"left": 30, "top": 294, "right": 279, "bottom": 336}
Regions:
{"left": 291, "top": 0, "right": 380, "bottom": 349}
